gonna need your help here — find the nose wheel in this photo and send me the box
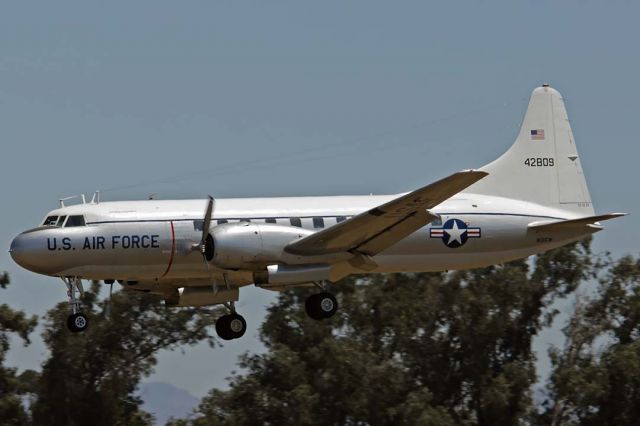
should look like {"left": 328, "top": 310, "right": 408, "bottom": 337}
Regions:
{"left": 305, "top": 292, "right": 338, "bottom": 320}
{"left": 61, "top": 277, "right": 89, "bottom": 333}
{"left": 67, "top": 312, "right": 89, "bottom": 332}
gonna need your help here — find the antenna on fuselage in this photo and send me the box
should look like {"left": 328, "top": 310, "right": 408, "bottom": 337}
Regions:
{"left": 90, "top": 191, "right": 100, "bottom": 204}
{"left": 59, "top": 195, "right": 86, "bottom": 208}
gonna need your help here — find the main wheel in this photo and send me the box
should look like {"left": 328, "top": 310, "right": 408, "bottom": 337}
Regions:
{"left": 215, "top": 315, "right": 233, "bottom": 340}
{"left": 66, "top": 313, "right": 89, "bottom": 333}
{"left": 305, "top": 292, "right": 338, "bottom": 320}
{"left": 215, "top": 314, "right": 247, "bottom": 340}
{"left": 227, "top": 313, "right": 247, "bottom": 339}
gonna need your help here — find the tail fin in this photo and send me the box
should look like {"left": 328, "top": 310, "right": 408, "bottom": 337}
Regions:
{"left": 468, "top": 84, "right": 594, "bottom": 216}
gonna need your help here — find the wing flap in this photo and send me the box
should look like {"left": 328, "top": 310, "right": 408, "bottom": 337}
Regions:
{"left": 528, "top": 213, "right": 627, "bottom": 231}
{"left": 285, "top": 170, "right": 488, "bottom": 256}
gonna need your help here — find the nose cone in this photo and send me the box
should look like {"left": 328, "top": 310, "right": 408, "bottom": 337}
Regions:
{"left": 10, "top": 232, "right": 46, "bottom": 274}
{"left": 10, "top": 233, "right": 30, "bottom": 270}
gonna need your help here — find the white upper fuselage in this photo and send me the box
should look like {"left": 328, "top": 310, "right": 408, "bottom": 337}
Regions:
{"left": 9, "top": 192, "right": 596, "bottom": 290}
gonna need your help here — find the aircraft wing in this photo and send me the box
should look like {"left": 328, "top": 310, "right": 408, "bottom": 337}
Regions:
{"left": 285, "top": 170, "right": 488, "bottom": 257}
{"left": 528, "top": 213, "right": 627, "bottom": 231}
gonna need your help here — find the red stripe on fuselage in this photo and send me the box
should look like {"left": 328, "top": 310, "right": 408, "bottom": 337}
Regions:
{"left": 161, "top": 221, "right": 176, "bottom": 278}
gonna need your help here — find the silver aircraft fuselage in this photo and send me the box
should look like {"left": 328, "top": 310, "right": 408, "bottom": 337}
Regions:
{"left": 9, "top": 192, "right": 596, "bottom": 292}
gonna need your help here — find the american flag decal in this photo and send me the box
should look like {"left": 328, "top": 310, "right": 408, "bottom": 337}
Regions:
{"left": 530, "top": 129, "right": 545, "bottom": 140}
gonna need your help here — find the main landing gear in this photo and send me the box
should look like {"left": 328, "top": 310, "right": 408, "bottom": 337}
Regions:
{"left": 305, "top": 282, "right": 338, "bottom": 320}
{"left": 215, "top": 302, "right": 247, "bottom": 341}
{"left": 62, "top": 277, "right": 89, "bottom": 333}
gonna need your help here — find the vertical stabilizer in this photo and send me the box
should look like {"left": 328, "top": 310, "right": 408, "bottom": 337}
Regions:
{"left": 468, "top": 84, "right": 594, "bottom": 216}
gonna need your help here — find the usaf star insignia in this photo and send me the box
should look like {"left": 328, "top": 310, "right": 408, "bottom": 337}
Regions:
{"left": 430, "top": 218, "right": 481, "bottom": 248}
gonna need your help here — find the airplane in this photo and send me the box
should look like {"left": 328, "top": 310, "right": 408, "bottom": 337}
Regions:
{"left": 9, "top": 84, "right": 626, "bottom": 340}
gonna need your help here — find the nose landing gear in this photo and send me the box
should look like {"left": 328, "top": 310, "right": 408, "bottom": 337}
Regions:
{"left": 62, "top": 277, "right": 89, "bottom": 333}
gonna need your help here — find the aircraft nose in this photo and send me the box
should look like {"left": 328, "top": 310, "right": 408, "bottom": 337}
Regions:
{"left": 10, "top": 233, "right": 28, "bottom": 267}
{"left": 9, "top": 232, "right": 42, "bottom": 273}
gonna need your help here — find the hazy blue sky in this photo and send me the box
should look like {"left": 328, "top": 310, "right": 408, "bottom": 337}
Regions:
{"left": 1, "top": 1, "right": 638, "bottom": 397}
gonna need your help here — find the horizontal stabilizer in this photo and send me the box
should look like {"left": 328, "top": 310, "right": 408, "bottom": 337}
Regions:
{"left": 528, "top": 213, "right": 627, "bottom": 231}
{"left": 285, "top": 170, "right": 488, "bottom": 256}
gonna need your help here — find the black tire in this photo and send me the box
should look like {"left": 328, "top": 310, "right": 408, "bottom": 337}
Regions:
{"left": 305, "top": 292, "right": 338, "bottom": 320}
{"left": 305, "top": 294, "right": 324, "bottom": 320}
{"left": 215, "top": 314, "right": 247, "bottom": 340}
{"left": 215, "top": 315, "right": 233, "bottom": 340}
{"left": 67, "top": 313, "right": 89, "bottom": 333}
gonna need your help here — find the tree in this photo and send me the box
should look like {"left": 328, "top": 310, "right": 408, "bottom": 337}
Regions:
{"left": 540, "top": 255, "right": 640, "bottom": 425}
{"left": 30, "top": 282, "right": 223, "bottom": 426}
{"left": 0, "top": 272, "right": 38, "bottom": 426}
{"left": 182, "top": 240, "right": 593, "bottom": 426}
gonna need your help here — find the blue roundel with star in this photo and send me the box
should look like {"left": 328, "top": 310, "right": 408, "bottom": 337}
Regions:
{"left": 429, "top": 218, "right": 481, "bottom": 248}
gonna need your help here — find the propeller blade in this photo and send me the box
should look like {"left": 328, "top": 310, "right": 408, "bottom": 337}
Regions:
{"left": 200, "top": 196, "right": 214, "bottom": 249}
{"left": 200, "top": 196, "right": 215, "bottom": 262}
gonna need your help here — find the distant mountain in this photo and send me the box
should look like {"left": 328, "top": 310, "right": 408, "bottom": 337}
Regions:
{"left": 139, "top": 381, "right": 200, "bottom": 425}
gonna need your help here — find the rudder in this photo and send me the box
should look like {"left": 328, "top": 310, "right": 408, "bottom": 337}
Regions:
{"left": 468, "top": 84, "right": 594, "bottom": 216}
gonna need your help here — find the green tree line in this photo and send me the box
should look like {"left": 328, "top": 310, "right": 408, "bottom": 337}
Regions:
{"left": 2, "top": 239, "right": 640, "bottom": 425}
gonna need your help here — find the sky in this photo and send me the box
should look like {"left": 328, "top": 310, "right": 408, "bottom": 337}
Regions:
{"left": 1, "top": 1, "right": 638, "bottom": 398}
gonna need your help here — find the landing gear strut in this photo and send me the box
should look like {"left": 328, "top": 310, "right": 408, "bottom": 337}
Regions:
{"left": 305, "top": 282, "right": 338, "bottom": 320}
{"left": 215, "top": 302, "right": 247, "bottom": 341}
{"left": 62, "top": 277, "right": 89, "bottom": 332}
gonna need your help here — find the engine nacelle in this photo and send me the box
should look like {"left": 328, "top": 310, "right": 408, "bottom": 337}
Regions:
{"left": 254, "top": 263, "right": 331, "bottom": 287}
{"left": 210, "top": 222, "right": 314, "bottom": 270}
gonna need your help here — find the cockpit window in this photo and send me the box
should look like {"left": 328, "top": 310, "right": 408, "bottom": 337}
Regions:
{"left": 65, "top": 215, "right": 86, "bottom": 227}
{"left": 57, "top": 216, "right": 67, "bottom": 227}
{"left": 43, "top": 216, "right": 59, "bottom": 226}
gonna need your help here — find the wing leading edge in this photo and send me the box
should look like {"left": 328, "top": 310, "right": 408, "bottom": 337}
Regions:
{"left": 285, "top": 170, "right": 488, "bottom": 257}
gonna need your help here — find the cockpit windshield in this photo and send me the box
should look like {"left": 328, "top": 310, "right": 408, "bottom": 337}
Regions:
{"left": 65, "top": 215, "right": 86, "bottom": 227}
{"left": 42, "top": 215, "right": 85, "bottom": 227}
{"left": 43, "top": 216, "right": 59, "bottom": 226}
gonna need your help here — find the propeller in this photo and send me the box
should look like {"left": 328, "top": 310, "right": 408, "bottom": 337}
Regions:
{"left": 200, "top": 196, "right": 214, "bottom": 262}
{"left": 198, "top": 196, "right": 217, "bottom": 295}
{"left": 198, "top": 196, "right": 215, "bottom": 262}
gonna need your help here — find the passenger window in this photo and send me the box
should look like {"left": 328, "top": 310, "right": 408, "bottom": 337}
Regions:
{"left": 290, "top": 217, "right": 302, "bottom": 227}
{"left": 217, "top": 219, "right": 228, "bottom": 225}
{"left": 313, "top": 217, "right": 324, "bottom": 229}
{"left": 65, "top": 215, "right": 86, "bottom": 227}
{"left": 193, "top": 220, "right": 204, "bottom": 231}
{"left": 430, "top": 216, "right": 443, "bottom": 226}
{"left": 43, "top": 216, "right": 59, "bottom": 226}
{"left": 336, "top": 216, "right": 347, "bottom": 223}
{"left": 240, "top": 218, "right": 251, "bottom": 223}
{"left": 265, "top": 218, "right": 277, "bottom": 224}
{"left": 57, "top": 216, "right": 67, "bottom": 227}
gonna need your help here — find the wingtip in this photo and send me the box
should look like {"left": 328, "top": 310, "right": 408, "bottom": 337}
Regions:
{"left": 460, "top": 169, "right": 489, "bottom": 178}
